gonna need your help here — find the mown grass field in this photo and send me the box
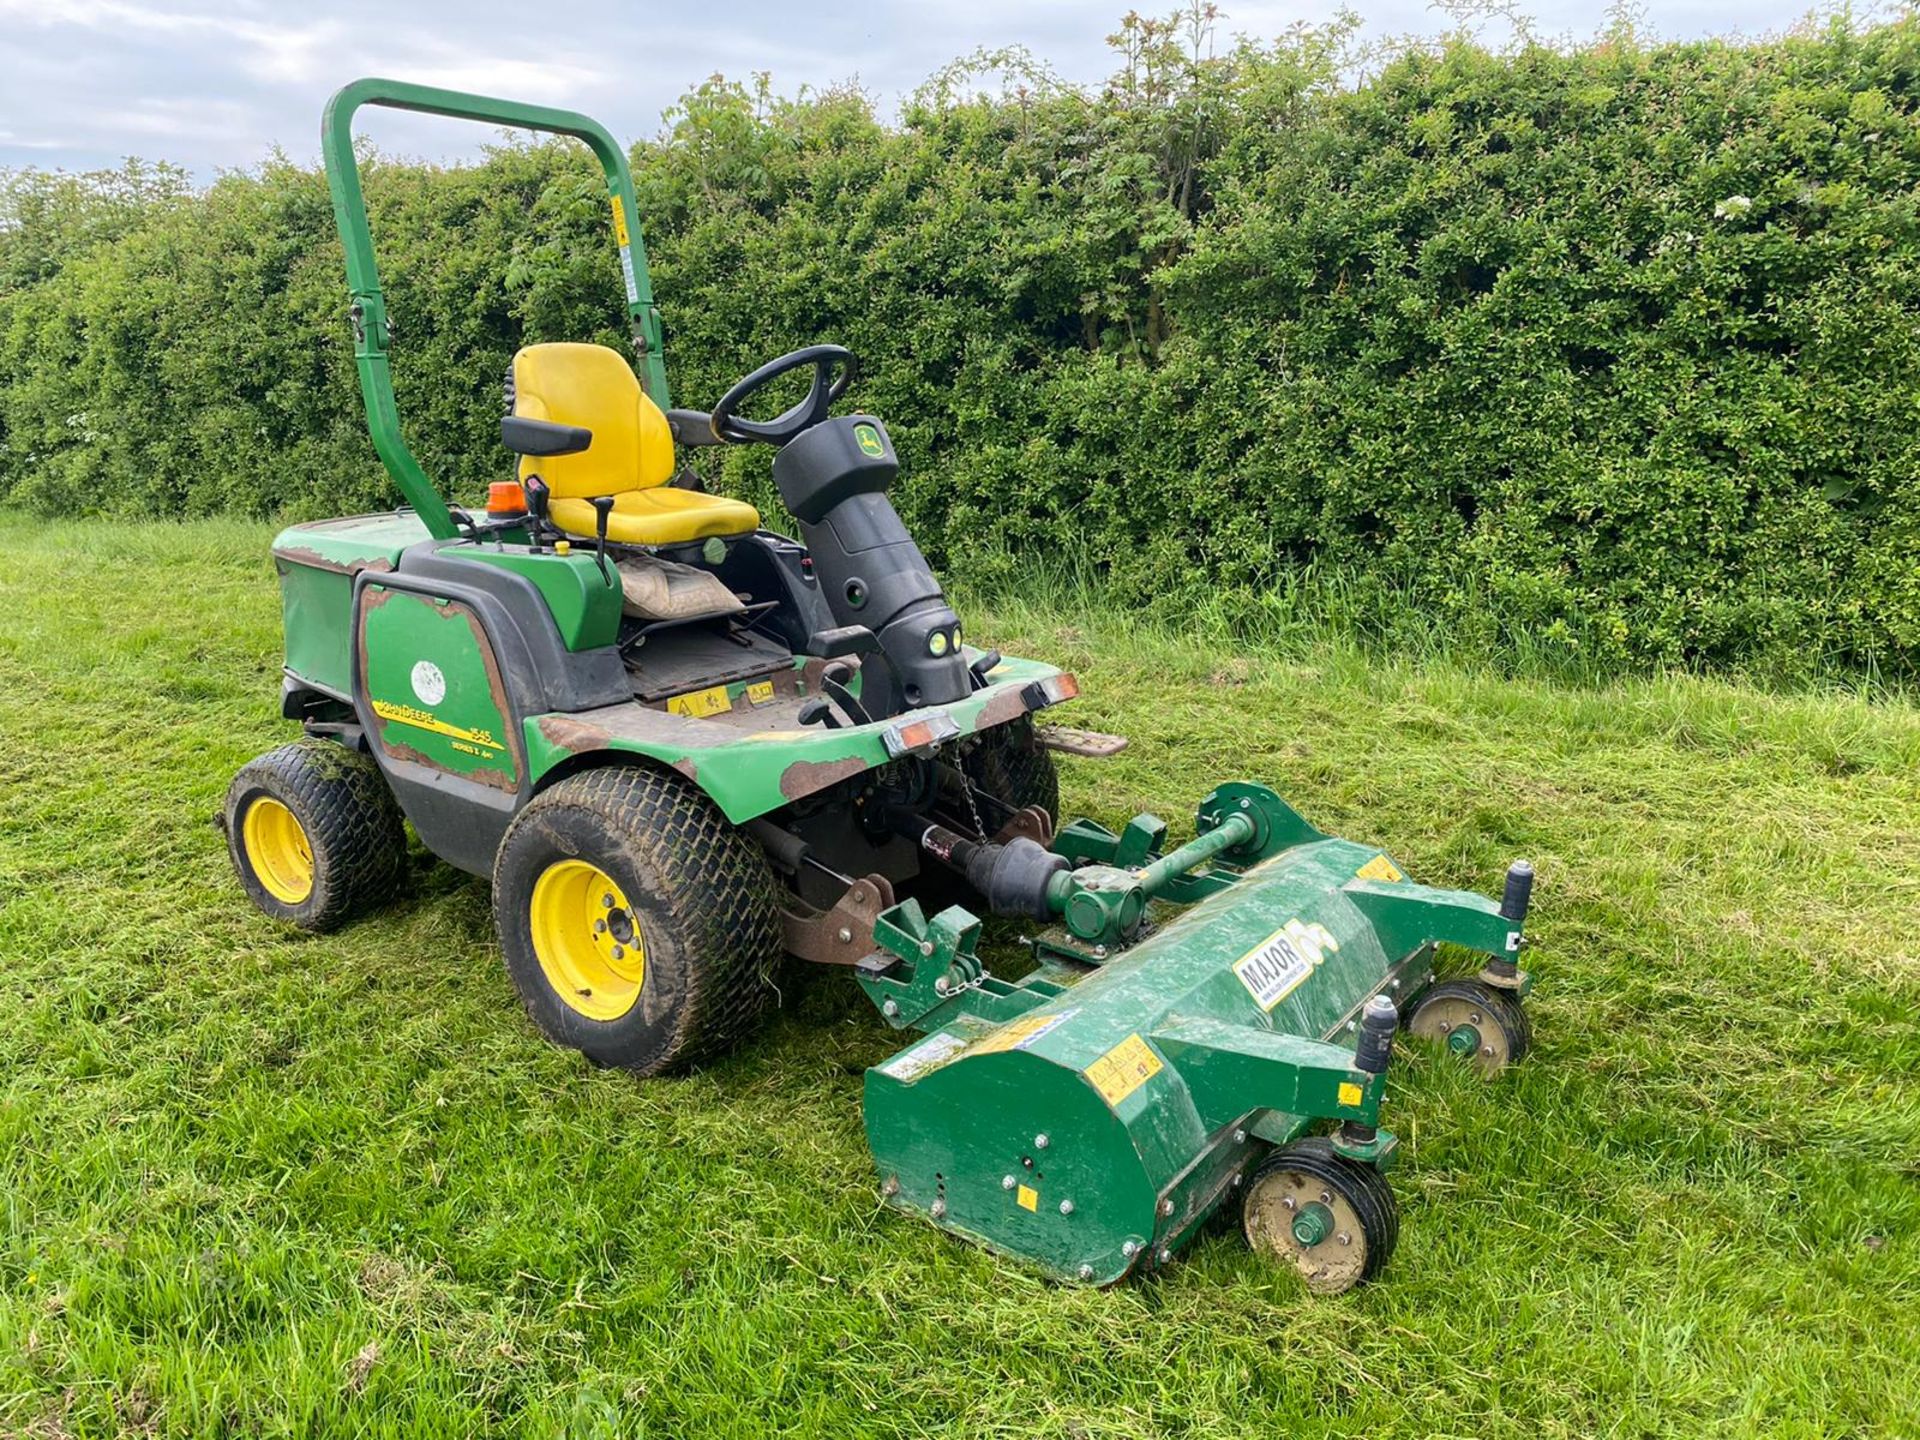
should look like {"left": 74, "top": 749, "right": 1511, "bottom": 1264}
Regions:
{"left": 1, "top": 520, "right": 1916, "bottom": 1439}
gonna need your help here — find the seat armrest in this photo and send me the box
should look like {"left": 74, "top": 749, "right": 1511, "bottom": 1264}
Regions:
{"left": 502, "top": 415, "right": 592, "bottom": 457}
{"left": 667, "top": 408, "right": 725, "bottom": 448}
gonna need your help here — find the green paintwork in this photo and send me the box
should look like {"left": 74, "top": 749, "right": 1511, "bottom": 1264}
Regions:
{"left": 361, "top": 585, "right": 518, "bottom": 789}
{"left": 519, "top": 652, "right": 1064, "bottom": 824}
{"left": 1291, "top": 1202, "right": 1334, "bottom": 1247}
{"left": 861, "top": 786, "right": 1528, "bottom": 1284}
{"left": 273, "top": 513, "right": 433, "bottom": 696}
{"left": 458, "top": 546, "right": 622, "bottom": 651}
{"left": 322, "top": 78, "right": 667, "bottom": 539}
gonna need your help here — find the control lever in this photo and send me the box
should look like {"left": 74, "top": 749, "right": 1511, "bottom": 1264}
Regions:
{"left": 821, "top": 663, "right": 873, "bottom": 727}
{"left": 797, "top": 697, "right": 843, "bottom": 730}
{"left": 589, "top": 495, "right": 615, "bottom": 585}
{"left": 523, "top": 474, "right": 552, "bottom": 550}
{"left": 967, "top": 649, "right": 1001, "bottom": 689}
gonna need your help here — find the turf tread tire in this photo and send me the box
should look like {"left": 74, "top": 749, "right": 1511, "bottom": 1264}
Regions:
{"left": 1244, "top": 1135, "right": 1399, "bottom": 1292}
{"left": 1406, "top": 979, "right": 1532, "bottom": 1070}
{"left": 491, "top": 765, "right": 780, "bottom": 1077}
{"left": 225, "top": 738, "right": 406, "bottom": 933}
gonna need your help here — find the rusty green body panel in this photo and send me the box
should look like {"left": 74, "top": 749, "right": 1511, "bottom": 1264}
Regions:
{"left": 360, "top": 583, "right": 521, "bottom": 791}
{"left": 521, "top": 651, "right": 1064, "bottom": 824}
{"left": 861, "top": 790, "right": 1525, "bottom": 1285}
{"left": 273, "top": 513, "right": 431, "bottom": 696}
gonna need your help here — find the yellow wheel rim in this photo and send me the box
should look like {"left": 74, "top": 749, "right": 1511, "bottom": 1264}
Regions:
{"left": 529, "top": 859, "right": 646, "bottom": 1021}
{"left": 242, "top": 796, "right": 314, "bottom": 905}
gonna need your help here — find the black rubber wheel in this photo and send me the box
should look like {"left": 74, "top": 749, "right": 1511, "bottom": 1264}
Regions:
{"left": 1405, "top": 979, "right": 1531, "bottom": 1075}
{"left": 491, "top": 765, "right": 781, "bottom": 1076}
{"left": 963, "top": 718, "right": 1060, "bottom": 829}
{"left": 1241, "top": 1136, "right": 1399, "bottom": 1294}
{"left": 225, "top": 738, "right": 406, "bottom": 933}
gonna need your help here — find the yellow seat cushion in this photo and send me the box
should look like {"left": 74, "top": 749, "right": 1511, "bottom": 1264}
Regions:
{"left": 548, "top": 488, "right": 762, "bottom": 546}
{"left": 510, "top": 341, "right": 760, "bottom": 546}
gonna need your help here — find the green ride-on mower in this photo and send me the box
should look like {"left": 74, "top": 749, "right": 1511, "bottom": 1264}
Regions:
{"left": 225, "top": 78, "right": 1542, "bottom": 1295}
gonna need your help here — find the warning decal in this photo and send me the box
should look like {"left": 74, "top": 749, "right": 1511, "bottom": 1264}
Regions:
{"left": 972, "top": 1009, "right": 1076, "bottom": 1057}
{"left": 1354, "top": 853, "right": 1405, "bottom": 884}
{"left": 878, "top": 1030, "right": 967, "bottom": 1083}
{"left": 1085, "top": 1034, "right": 1163, "bottom": 1108}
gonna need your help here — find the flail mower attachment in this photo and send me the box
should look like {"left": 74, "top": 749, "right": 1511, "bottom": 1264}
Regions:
{"left": 856, "top": 782, "right": 1535, "bottom": 1293}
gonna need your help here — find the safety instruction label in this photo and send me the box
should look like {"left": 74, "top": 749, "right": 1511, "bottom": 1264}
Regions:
{"left": 1085, "top": 1033, "right": 1162, "bottom": 1108}
{"left": 1354, "top": 853, "right": 1405, "bottom": 883}
{"left": 1234, "top": 919, "right": 1341, "bottom": 1012}
{"left": 1016, "top": 1184, "right": 1039, "bottom": 1212}
{"left": 667, "top": 683, "right": 732, "bottom": 719}
{"left": 745, "top": 680, "right": 776, "bottom": 707}
{"left": 609, "top": 197, "right": 630, "bottom": 247}
{"left": 972, "top": 1008, "right": 1076, "bottom": 1057}
{"left": 877, "top": 1030, "right": 968, "bottom": 1083}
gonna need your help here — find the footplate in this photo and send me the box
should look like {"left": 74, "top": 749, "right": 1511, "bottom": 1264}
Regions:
{"left": 1036, "top": 724, "right": 1128, "bottom": 758}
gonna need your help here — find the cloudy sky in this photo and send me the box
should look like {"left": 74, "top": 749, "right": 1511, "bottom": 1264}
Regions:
{"left": 0, "top": 0, "right": 1861, "bottom": 177}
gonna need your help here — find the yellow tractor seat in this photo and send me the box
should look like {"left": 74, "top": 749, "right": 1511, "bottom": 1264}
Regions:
{"left": 506, "top": 341, "right": 759, "bottom": 547}
{"left": 547, "top": 487, "right": 759, "bottom": 546}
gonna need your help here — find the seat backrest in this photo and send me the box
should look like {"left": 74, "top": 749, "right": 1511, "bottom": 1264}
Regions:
{"left": 508, "top": 342, "right": 675, "bottom": 497}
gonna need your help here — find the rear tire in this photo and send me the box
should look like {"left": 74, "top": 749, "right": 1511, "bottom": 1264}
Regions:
{"left": 225, "top": 738, "right": 406, "bottom": 932}
{"left": 964, "top": 718, "right": 1060, "bottom": 830}
{"left": 492, "top": 765, "right": 781, "bottom": 1076}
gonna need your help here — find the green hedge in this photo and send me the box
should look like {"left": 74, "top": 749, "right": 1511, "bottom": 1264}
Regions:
{"left": 5, "top": 14, "right": 1920, "bottom": 677}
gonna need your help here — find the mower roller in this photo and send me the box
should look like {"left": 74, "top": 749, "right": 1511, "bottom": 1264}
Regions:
{"left": 223, "top": 78, "right": 1541, "bottom": 1295}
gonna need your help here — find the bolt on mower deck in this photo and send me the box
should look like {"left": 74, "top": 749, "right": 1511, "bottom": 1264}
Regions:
{"left": 220, "top": 76, "right": 1543, "bottom": 1296}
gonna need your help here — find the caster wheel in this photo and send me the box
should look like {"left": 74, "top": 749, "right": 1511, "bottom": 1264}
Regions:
{"left": 1242, "top": 1136, "right": 1398, "bottom": 1295}
{"left": 1406, "top": 979, "right": 1531, "bottom": 1075}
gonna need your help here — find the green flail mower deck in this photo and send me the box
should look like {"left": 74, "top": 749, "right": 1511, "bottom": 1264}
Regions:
{"left": 852, "top": 783, "right": 1535, "bottom": 1292}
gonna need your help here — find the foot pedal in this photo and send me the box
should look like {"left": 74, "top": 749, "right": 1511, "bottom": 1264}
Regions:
{"left": 1036, "top": 724, "right": 1128, "bottom": 758}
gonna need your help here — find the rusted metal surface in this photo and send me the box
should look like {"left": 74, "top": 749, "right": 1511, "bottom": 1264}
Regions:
{"left": 779, "top": 874, "right": 898, "bottom": 966}
{"left": 778, "top": 754, "right": 870, "bottom": 802}
{"left": 273, "top": 545, "right": 396, "bottom": 577}
{"left": 1036, "top": 724, "right": 1130, "bottom": 759}
{"left": 973, "top": 685, "right": 1032, "bottom": 730}
{"left": 991, "top": 805, "right": 1056, "bottom": 847}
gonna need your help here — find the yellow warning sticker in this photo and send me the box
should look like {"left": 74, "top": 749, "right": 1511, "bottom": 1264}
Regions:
{"left": 745, "top": 680, "right": 776, "bottom": 707}
{"left": 1085, "top": 1034, "right": 1163, "bottom": 1108}
{"left": 972, "top": 1009, "right": 1075, "bottom": 1057}
{"left": 1016, "top": 1184, "right": 1038, "bottom": 1212}
{"left": 1355, "top": 854, "right": 1405, "bottom": 883}
{"left": 667, "top": 684, "right": 732, "bottom": 719}
{"left": 609, "top": 196, "right": 630, "bottom": 247}
{"left": 1338, "top": 1081, "right": 1365, "bottom": 1107}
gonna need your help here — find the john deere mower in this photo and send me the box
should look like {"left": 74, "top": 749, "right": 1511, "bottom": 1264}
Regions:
{"left": 225, "top": 79, "right": 1542, "bottom": 1294}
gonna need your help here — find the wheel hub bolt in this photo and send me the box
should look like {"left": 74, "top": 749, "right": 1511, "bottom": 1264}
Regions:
{"left": 602, "top": 893, "right": 615, "bottom": 908}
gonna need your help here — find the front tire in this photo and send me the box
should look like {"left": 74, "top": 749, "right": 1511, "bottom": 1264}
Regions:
{"left": 492, "top": 766, "right": 781, "bottom": 1076}
{"left": 225, "top": 738, "right": 406, "bottom": 932}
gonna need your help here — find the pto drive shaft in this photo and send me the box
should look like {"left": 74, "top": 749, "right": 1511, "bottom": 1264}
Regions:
{"left": 894, "top": 807, "right": 1258, "bottom": 943}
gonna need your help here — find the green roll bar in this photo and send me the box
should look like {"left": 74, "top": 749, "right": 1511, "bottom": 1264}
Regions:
{"left": 320, "top": 77, "right": 669, "bottom": 540}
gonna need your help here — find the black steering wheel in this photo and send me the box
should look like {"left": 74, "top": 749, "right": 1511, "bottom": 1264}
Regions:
{"left": 710, "top": 344, "right": 856, "bottom": 446}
